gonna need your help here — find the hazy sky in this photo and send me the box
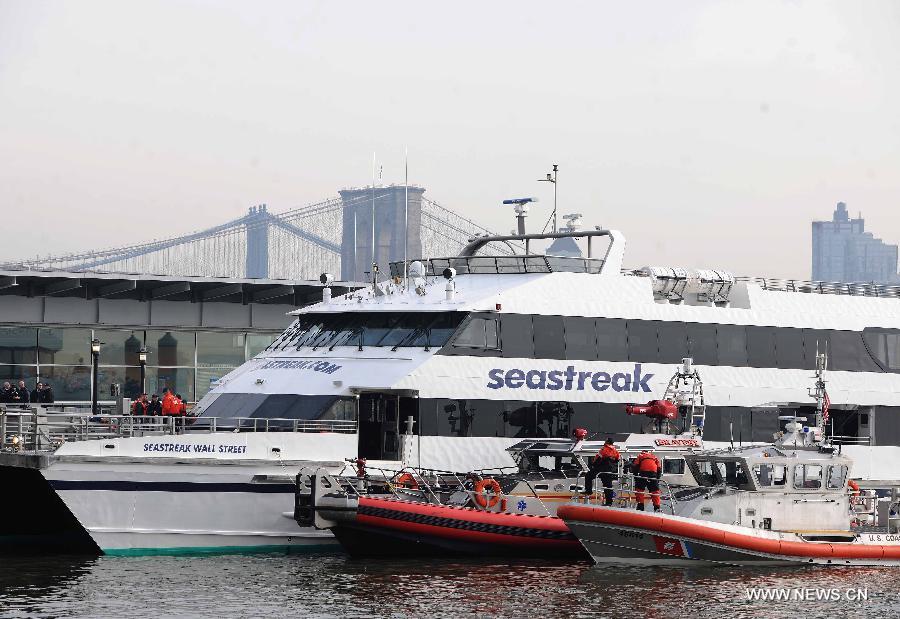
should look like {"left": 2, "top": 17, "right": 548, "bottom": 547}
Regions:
{"left": 2, "top": 0, "right": 899, "bottom": 279}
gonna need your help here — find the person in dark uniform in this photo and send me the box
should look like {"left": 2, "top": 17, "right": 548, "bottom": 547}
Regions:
{"left": 585, "top": 438, "right": 620, "bottom": 506}
{"left": 31, "top": 382, "right": 43, "bottom": 403}
{"left": 147, "top": 394, "right": 162, "bottom": 417}
{"left": 632, "top": 450, "right": 663, "bottom": 512}
{"left": 15, "top": 380, "right": 30, "bottom": 404}
{"left": 40, "top": 383, "right": 55, "bottom": 403}
{"left": 0, "top": 382, "right": 14, "bottom": 403}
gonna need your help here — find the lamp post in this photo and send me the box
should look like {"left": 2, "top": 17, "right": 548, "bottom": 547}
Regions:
{"left": 138, "top": 346, "right": 148, "bottom": 395}
{"left": 537, "top": 164, "right": 558, "bottom": 233}
{"left": 90, "top": 338, "right": 101, "bottom": 414}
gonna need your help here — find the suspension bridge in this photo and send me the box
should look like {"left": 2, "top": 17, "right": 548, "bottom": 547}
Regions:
{"left": 2, "top": 187, "right": 515, "bottom": 282}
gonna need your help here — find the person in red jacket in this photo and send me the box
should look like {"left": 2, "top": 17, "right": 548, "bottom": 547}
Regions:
{"left": 632, "top": 450, "right": 662, "bottom": 512}
{"left": 161, "top": 388, "right": 178, "bottom": 416}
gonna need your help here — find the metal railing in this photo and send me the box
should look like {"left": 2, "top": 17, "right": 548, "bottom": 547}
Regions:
{"left": 574, "top": 471, "right": 681, "bottom": 515}
{"left": 735, "top": 276, "right": 900, "bottom": 299}
{"left": 0, "top": 407, "right": 357, "bottom": 453}
{"left": 389, "top": 254, "right": 605, "bottom": 277}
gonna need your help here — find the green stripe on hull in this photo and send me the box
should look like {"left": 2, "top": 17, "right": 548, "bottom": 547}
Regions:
{"left": 103, "top": 543, "right": 337, "bottom": 557}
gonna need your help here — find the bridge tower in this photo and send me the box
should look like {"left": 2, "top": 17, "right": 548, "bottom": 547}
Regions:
{"left": 339, "top": 186, "right": 425, "bottom": 281}
{"left": 245, "top": 205, "right": 270, "bottom": 279}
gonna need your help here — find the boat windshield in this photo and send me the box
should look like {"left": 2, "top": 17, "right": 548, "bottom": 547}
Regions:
{"left": 270, "top": 312, "right": 466, "bottom": 350}
{"left": 687, "top": 458, "right": 754, "bottom": 490}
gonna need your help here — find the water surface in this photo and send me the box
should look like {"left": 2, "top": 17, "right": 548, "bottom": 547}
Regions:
{"left": 0, "top": 552, "right": 896, "bottom": 618}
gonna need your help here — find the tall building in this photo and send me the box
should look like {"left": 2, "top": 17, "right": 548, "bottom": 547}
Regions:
{"left": 811, "top": 202, "right": 899, "bottom": 284}
{"left": 339, "top": 185, "right": 425, "bottom": 282}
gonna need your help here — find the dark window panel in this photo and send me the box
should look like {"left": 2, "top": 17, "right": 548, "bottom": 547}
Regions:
{"left": 502, "top": 401, "right": 538, "bottom": 438}
{"left": 775, "top": 328, "right": 805, "bottom": 369}
{"left": 717, "top": 324, "right": 748, "bottom": 367}
{"left": 38, "top": 328, "right": 93, "bottom": 365}
{"left": 658, "top": 321, "right": 688, "bottom": 364}
{"left": 863, "top": 329, "right": 900, "bottom": 371}
{"left": 501, "top": 314, "right": 535, "bottom": 358}
{"left": 686, "top": 323, "right": 718, "bottom": 365}
{"left": 746, "top": 326, "right": 777, "bottom": 368}
{"left": 830, "top": 331, "right": 881, "bottom": 373}
{"left": 626, "top": 320, "right": 659, "bottom": 363}
{"left": 536, "top": 401, "right": 576, "bottom": 438}
{"left": 0, "top": 327, "right": 37, "bottom": 365}
{"left": 596, "top": 318, "right": 628, "bottom": 361}
{"left": 564, "top": 317, "right": 598, "bottom": 360}
{"left": 533, "top": 315, "right": 566, "bottom": 360}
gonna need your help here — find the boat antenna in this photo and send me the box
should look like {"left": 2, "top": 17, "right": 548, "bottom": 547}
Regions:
{"left": 404, "top": 147, "right": 409, "bottom": 292}
{"left": 537, "top": 164, "right": 558, "bottom": 233}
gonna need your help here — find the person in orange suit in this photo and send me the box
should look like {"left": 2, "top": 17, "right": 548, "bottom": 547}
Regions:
{"left": 161, "top": 388, "right": 178, "bottom": 416}
{"left": 633, "top": 450, "right": 662, "bottom": 512}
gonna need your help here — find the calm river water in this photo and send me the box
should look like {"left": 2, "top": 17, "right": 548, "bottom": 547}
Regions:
{"left": 0, "top": 552, "right": 897, "bottom": 618}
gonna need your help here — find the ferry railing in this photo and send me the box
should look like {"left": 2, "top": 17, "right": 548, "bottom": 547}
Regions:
{"left": 0, "top": 407, "right": 357, "bottom": 453}
{"left": 735, "top": 276, "right": 900, "bottom": 299}
{"left": 828, "top": 434, "right": 871, "bottom": 446}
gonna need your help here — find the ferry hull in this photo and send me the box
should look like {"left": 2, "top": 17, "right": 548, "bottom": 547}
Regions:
{"left": 43, "top": 466, "right": 339, "bottom": 556}
{"left": 559, "top": 504, "right": 900, "bottom": 567}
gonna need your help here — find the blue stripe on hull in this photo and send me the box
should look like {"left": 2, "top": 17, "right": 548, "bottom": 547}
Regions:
{"left": 50, "top": 480, "right": 295, "bottom": 493}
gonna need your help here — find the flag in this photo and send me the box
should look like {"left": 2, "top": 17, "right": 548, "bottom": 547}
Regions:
{"left": 822, "top": 390, "right": 830, "bottom": 426}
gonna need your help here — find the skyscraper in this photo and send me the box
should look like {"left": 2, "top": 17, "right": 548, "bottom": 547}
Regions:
{"left": 811, "top": 202, "right": 899, "bottom": 283}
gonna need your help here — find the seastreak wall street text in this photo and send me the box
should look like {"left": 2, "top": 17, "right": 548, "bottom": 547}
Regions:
{"left": 486, "top": 364, "right": 654, "bottom": 392}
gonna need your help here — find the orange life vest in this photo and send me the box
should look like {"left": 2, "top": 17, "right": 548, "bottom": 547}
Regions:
{"left": 635, "top": 452, "right": 661, "bottom": 474}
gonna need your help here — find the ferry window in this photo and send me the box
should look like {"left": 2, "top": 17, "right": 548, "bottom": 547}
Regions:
{"left": 717, "top": 324, "right": 748, "bottom": 367}
{"left": 746, "top": 326, "right": 777, "bottom": 368}
{"left": 753, "top": 463, "right": 787, "bottom": 487}
{"left": 533, "top": 316, "right": 566, "bottom": 360}
{"left": 862, "top": 329, "right": 900, "bottom": 371}
{"left": 657, "top": 322, "right": 687, "bottom": 364}
{"left": 564, "top": 317, "right": 599, "bottom": 360}
{"left": 830, "top": 331, "right": 880, "bottom": 373}
{"left": 775, "top": 328, "right": 805, "bottom": 369}
{"left": 501, "top": 315, "right": 534, "bottom": 358}
{"left": 291, "top": 312, "right": 466, "bottom": 349}
{"left": 802, "top": 329, "right": 830, "bottom": 370}
{"left": 453, "top": 315, "right": 500, "bottom": 350}
{"left": 793, "top": 464, "right": 823, "bottom": 489}
{"left": 686, "top": 323, "right": 718, "bottom": 365}
{"left": 826, "top": 465, "right": 848, "bottom": 489}
{"left": 427, "top": 313, "right": 468, "bottom": 347}
{"left": 360, "top": 313, "right": 402, "bottom": 346}
{"left": 626, "top": 320, "right": 659, "bottom": 363}
{"left": 597, "top": 319, "right": 628, "bottom": 361}
{"left": 663, "top": 458, "right": 685, "bottom": 475}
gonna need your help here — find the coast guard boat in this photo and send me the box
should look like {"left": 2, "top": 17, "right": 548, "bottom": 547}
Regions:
{"left": 5, "top": 202, "right": 900, "bottom": 555}
{"left": 558, "top": 358, "right": 900, "bottom": 566}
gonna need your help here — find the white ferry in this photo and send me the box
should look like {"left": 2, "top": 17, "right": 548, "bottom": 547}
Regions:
{"left": 5, "top": 210, "right": 900, "bottom": 555}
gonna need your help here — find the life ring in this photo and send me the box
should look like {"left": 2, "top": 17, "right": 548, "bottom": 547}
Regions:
{"left": 395, "top": 472, "right": 419, "bottom": 489}
{"left": 848, "top": 479, "right": 861, "bottom": 505}
{"left": 473, "top": 478, "right": 502, "bottom": 509}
